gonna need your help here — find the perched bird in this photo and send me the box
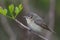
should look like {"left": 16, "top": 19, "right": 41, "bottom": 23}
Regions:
{"left": 24, "top": 12, "right": 55, "bottom": 40}
{"left": 24, "top": 12, "right": 55, "bottom": 33}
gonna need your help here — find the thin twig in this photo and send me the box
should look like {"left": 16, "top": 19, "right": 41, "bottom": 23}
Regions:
{"left": 15, "top": 19, "right": 48, "bottom": 40}
{"left": 15, "top": 19, "right": 30, "bottom": 30}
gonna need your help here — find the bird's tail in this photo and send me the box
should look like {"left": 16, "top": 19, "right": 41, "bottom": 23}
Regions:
{"left": 49, "top": 28, "right": 56, "bottom": 33}
{"left": 41, "top": 23, "right": 56, "bottom": 33}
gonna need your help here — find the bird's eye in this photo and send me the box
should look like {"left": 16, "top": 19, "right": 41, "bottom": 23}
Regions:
{"left": 30, "top": 16, "right": 33, "bottom": 18}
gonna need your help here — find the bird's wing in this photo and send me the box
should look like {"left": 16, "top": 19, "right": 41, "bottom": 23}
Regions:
{"left": 34, "top": 19, "right": 52, "bottom": 32}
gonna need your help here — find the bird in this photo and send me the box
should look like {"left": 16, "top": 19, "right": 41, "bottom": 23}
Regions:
{"left": 24, "top": 12, "right": 55, "bottom": 33}
{"left": 24, "top": 12, "right": 56, "bottom": 40}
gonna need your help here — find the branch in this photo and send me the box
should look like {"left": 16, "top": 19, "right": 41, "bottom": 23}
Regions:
{"left": 15, "top": 19, "right": 30, "bottom": 30}
{"left": 14, "top": 19, "right": 48, "bottom": 40}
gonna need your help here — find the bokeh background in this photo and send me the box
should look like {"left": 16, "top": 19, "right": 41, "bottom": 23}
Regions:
{"left": 0, "top": 0, "right": 60, "bottom": 40}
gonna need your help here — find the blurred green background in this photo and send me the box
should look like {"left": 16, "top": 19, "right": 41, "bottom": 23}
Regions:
{"left": 0, "top": 0, "right": 60, "bottom": 40}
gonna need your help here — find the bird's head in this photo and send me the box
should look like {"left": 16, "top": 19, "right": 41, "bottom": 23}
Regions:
{"left": 24, "top": 15, "right": 34, "bottom": 22}
{"left": 24, "top": 12, "right": 43, "bottom": 23}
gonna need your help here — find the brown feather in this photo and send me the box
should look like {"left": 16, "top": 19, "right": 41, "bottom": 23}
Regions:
{"left": 40, "top": 23, "right": 52, "bottom": 32}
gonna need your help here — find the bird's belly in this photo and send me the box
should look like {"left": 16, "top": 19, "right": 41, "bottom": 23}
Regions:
{"left": 28, "top": 22, "right": 43, "bottom": 33}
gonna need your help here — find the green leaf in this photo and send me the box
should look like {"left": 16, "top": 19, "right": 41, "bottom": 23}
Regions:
{"left": 19, "top": 4, "right": 23, "bottom": 12}
{"left": 15, "top": 7, "right": 20, "bottom": 16}
{"left": 2, "top": 9, "right": 7, "bottom": 16}
{"left": 0, "top": 4, "right": 23, "bottom": 19}
{"left": 9, "top": 4, "right": 14, "bottom": 14}
{"left": 8, "top": 4, "right": 15, "bottom": 19}
{"left": 0, "top": 7, "right": 3, "bottom": 14}
{"left": 15, "top": 4, "right": 23, "bottom": 18}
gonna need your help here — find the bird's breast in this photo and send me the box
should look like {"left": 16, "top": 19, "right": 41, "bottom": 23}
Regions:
{"left": 27, "top": 21, "right": 43, "bottom": 33}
